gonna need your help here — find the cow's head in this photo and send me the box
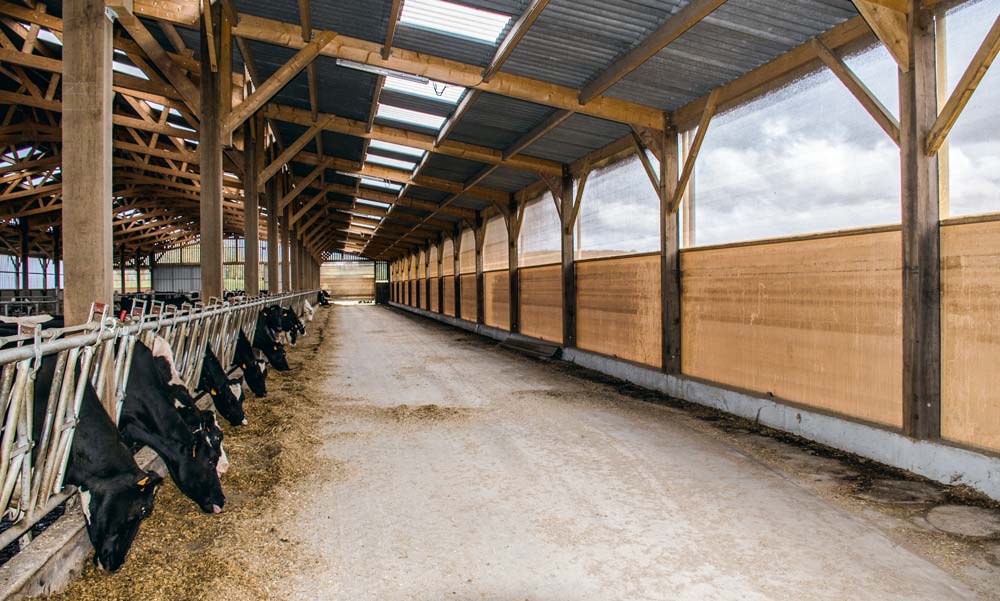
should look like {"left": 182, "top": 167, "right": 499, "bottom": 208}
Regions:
{"left": 82, "top": 470, "right": 162, "bottom": 572}
{"left": 177, "top": 406, "right": 228, "bottom": 476}
{"left": 199, "top": 350, "right": 246, "bottom": 426}
{"left": 265, "top": 341, "right": 290, "bottom": 371}
{"left": 176, "top": 431, "right": 226, "bottom": 513}
{"left": 238, "top": 356, "right": 267, "bottom": 397}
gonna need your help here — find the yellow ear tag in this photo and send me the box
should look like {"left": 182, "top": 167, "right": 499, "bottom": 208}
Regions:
{"left": 136, "top": 476, "right": 149, "bottom": 487}
{"left": 210, "top": 388, "right": 217, "bottom": 395}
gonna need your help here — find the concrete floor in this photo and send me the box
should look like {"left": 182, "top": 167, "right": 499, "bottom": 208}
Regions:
{"left": 272, "top": 305, "right": 983, "bottom": 600}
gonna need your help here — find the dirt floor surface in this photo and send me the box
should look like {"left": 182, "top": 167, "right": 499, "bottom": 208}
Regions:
{"left": 40, "top": 304, "right": 1000, "bottom": 601}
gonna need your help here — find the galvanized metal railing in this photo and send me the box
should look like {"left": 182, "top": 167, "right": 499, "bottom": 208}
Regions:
{"left": 0, "top": 290, "right": 315, "bottom": 551}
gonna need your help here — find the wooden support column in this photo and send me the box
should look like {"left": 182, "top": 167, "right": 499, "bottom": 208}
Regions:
{"left": 63, "top": 0, "right": 113, "bottom": 324}
{"left": 19, "top": 218, "right": 29, "bottom": 295}
{"left": 424, "top": 243, "right": 431, "bottom": 309}
{"left": 134, "top": 249, "right": 142, "bottom": 292}
{"left": 118, "top": 244, "right": 127, "bottom": 294}
{"left": 52, "top": 227, "right": 61, "bottom": 292}
{"left": 200, "top": 1, "right": 225, "bottom": 299}
{"left": 453, "top": 228, "right": 462, "bottom": 318}
{"left": 436, "top": 239, "right": 445, "bottom": 314}
{"left": 243, "top": 118, "right": 261, "bottom": 295}
{"left": 559, "top": 166, "right": 575, "bottom": 347}
{"left": 475, "top": 214, "right": 486, "bottom": 325}
{"left": 660, "top": 119, "right": 682, "bottom": 373}
{"left": 507, "top": 195, "right": 521, "bottom": 333}
{"left": 899, "top": 0, "right": 941, "bottom": 439}
{"left": 266, "top": 176, "right": 280, "bottom": 293}
{"left": 148, "top": 251, "right": 156, "bottom": 291}
{"left": 280, "top": 197, "right": 291, "bottom": 292}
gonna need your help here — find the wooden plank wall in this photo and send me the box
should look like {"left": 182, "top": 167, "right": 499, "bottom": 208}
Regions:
{"left": 941, "top": 219, "right": 1000, "bottom": 452}
{"left": 430, "top": 277, "right": 439, "bottom": 312}
{"left": 421, "top": 280, "right": 429, "bottom": 310}
{"left": 442, "top": 239, "right": 455, "bottom": 276}
{"left": 484, "top": 270, "right": 510, "bottom": 330}
{"left": 460, "top": 273, "right": 477, "bottom": 321}
{"left": 460, "top": 229, "right": 476, "bottom": 274}
{"left": 519, "top": 264, "right": 562, "bottom": 343}
{"left": 443, "top": 275, "right": 456, "bottom": 316}
{"left": 576, "top": 254, "right": 662, "bottom": 368}
{"left": 681, "top": 230, "right": 903, "bottom": 427}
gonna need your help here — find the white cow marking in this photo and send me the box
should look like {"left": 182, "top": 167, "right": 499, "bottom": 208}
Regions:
{"left": 79, "top": 490, "right": 92, "bottom": 525}
{"left": 228, "top": 382, "right": 242, "bottom": 400}
{"left": 152, "top": 335, "right": 186, "bottom": 386}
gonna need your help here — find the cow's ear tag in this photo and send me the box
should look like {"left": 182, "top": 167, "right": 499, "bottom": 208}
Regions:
{"left": 136, "top": 476, "right": 149, "bottom": 487}
{"left": 241, "top": 363, "right": 247, "bottom": 369}
{"left": 210, "top": 388, "right": 217, "bottom": 396}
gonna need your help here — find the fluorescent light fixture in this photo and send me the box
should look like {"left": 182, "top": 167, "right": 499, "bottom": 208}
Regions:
{"left": 384, "top": 75, "right": 464, "bottom": 104}
{"left": 401, "top": 0, "right": 511, "bottom": 45}
{"left": 335, "top": 59, "right": 428, "bottom": 84}
{"left": 365, "top": 155, "right": 417, "bottom": 171}
{"left": 360, "top": 176, "right": 402, "bottom": 192}
{"left": 351, "top": 221, "right": 377, "bottom": 230}
{"left": 357, "top": 198, "right": 392, "bottom": 209}
{"left": 368, "top": 139, "right": 425, "bottom": 158}
{"left": 376, "top": 104, "right": 447, "bottom": 130}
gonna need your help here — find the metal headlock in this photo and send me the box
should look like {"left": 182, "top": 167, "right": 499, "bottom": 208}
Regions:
{"left": 0, "top": 290, "right": 316, "bottom": 551}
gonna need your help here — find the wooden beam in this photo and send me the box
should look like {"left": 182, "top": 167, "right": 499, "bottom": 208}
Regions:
{"left": 383, "top": 0, "right": 402, "bottom": 60}
{"left": 222, "top": 31, "right": 334, "bottom": 134}
{"left": 502, "top": 109, "right": 571, "bottom": 160}
{"left": 200, "top": 0, "right": 224, "bottom": 298}
{"left": 852, "top": 0, "right": 910, "bottom": 70}
{"left": 812, "top": 38, "right": 900, "bottom": 144}
{"left": 481, "top": 0, "right": 549, "bottom": 82}
{"left": 290, "top": 184, "right": 328, "bottom": 225}
{"left": 217, "top": 12, "right": 665, "bottom": 129}
{"left": 434, "top": 89, "right": 478, "bottom": 146}
{"left": 279, "top": 157, "right": 333, "bottom": 210}
{"left": 659, "top": 118, "right": 680, "bottom": 373}
{"left": 925, "top": 10, "right": 1000, "bottom": 155}
{"left": 263, "top": 103, "right": 562, "bottom": 176}
{"left": 578, "top": 0, "right": 727, "bottom": 104}
{"left": 670, "top": 88, "right": 719, "bottom": 213}
{"left": 256, "top": 121, "right": 324, "bottom": 187}
{"left": 899, "top": 0, "right": 940, "bottom": 439}
{"left": 114, "top": 8, "right": 202, "bottom": 117}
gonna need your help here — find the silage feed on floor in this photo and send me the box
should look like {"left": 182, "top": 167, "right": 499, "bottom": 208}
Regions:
{"left": 43, "top": 308, "right": 338, "bottom": 601}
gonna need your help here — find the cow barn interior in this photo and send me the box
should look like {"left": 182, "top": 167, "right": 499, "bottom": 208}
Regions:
{"left": 0, "top": 0, "right": 999, "bottom": 598}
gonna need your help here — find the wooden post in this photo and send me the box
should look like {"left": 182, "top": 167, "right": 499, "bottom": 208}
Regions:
{"left": 134, "top": 248, "right": 142, "bottom": 292}
{"left": 119, "top": 244, "right": 127, "bottom": 294}
{"left": 507, "top": 195, "right": 520, "bottom": 333}
{"left": 475, "top": 214, "right": 486, "bottom": 325}
{"left": 243, "top": 118, "right": 261, "bottom": 295}
{"left": 52, "top": 227, "right": 60, "bottom": 292}
{"left": 266, "top": 175, "right": 279, "bottom": 294}
{"left": 453, "top": 228, "right": 462, "bottom": 318}
{"left": 200, "top": 1, "right": 224, "bottom": 300}
{"left": 899, "top": 0, "right": 941, "bottom": 439}
{"left": 280, "top": 187, "right": 291, "bottom": 292}
{"left": 424, "top": 243, "right": 431, "bottom": 310}
{"left": 62, "top": 0, "right": 113, "bottom": 323}
{"left": 19, "top": 217, "right": 29, "bottom": 295}
{"left": 660, "top": 118, "right": 682, "bottom": 373}
{"left": 437, "top": 238, "right": 445, "bottom": 314}
{"left": 288, "top": 219, "right": 298, "bottom": 291}
{"left": 148, "top": 251, "right": 156, "bottom": 291}
{"left": 560, "top": 166, "right": 575, "bottom": 347}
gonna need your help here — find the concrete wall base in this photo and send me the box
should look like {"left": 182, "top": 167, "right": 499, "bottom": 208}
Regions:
{"left": 390, "top": 302, "right": 1000, "bottom": 502}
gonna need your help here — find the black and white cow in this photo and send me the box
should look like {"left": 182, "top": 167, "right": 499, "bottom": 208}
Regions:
{"left": 198, "top": 348, "right": 246, "bottom": 427}
{"left": 233, "top": 330, "right": 267, "bottom": 397}
{"left": 316, "top": 290, "right": 330, "bottom": 307}
{"left": 253, "top": 313, "right": 290, "bottom": 371}
{"left": 119, "top": 340, "right": 225, "bottom": 514}
{"left": 150, "top": 337, "right": 229, "bottom": 471}
{"left": 33, "top": 355, "right": 162, "bottom": 572}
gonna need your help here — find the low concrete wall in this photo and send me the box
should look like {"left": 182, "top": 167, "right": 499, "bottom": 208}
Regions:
{"left": 390, "top": 302, "right": 1000, "bottom": 502}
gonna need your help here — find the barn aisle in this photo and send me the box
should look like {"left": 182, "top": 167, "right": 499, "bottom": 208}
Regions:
{"left": 270, "top": 305, "right": 978, "bottom": 601}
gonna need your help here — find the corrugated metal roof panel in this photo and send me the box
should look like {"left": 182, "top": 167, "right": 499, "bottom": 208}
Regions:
{"left": 606, "top": 0, "right": 858, "bottom": 110}
{"left": 313, "top": 55, "right": 378, "bottom": 122}
{"left": 500, "top": 0, "right": 687, "bottom": 89}
{"left": 310, "top": 0, "right": 393, "bottom": 44}
{"left": 392, "top": 26, "right": 497, "bottom": 67}
{"left": 447, "top": 93, "right": 554, "bottom": 150}
{"left": 420, "top": 154, "right": 488, "bottom": 182}
{"left": 478, "top": 167, "right": 538, "bottom": 192}
{"left": 521, "top": 114, "right": 630, "bottom": 163}
{"left": 379, "top": 89, "right": 456, "bottom": 117}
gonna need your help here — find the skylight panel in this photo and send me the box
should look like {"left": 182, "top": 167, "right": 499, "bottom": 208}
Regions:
{"left": 366, "top": 155, "right": 417, "bottom": 171}
{"left": 383, "top": 75, "right": 464, "bottom": 104}
{"left": 376, "top": 104, "right": 447, "bottom": 130}
{"left": 35, "top": 29, "right": 61, "bottom": 46}
{"left": 351, "top": 221, "right": 377, "bottom": 230}
{"left": 368, "top": 140, "right": 425, "bottom": 158}
{"left": 400, "top": 0, "right": 511, "bottom": 45}
{"left": 113, "top": 61, "right": 149, "bottom": 80}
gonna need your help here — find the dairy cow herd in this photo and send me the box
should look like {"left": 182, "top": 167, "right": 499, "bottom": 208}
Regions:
{"left": 16, "top": 295, "right": 323, "bottom": 572}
